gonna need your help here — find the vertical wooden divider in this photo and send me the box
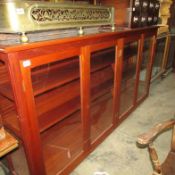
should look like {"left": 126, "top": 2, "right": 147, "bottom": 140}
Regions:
{"left": 80, "top": 46, "right": 91, "bottom": 150}
{"left": 7, "top": 54, "right": 46, "bottom": 175}
{"left": 113, "top": 39, "right": 124, "bottom": 125}
{"left": 134, "top": 34, "right": 144, "bottom": 105}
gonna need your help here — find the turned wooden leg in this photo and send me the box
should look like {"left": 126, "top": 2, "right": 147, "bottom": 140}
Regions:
{"left": 148, "top": 143, "right": 162, "bottom": 175}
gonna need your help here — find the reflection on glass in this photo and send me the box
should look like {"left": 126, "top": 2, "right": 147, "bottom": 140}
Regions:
{"left": 166, "top": 35, "right": 175, "bottom": 69}
{"left": 119, "top": 41, "right": 138, "bottom": 117}
{"left": 32, "top": 57, "right": 83, "bottom": 175}
{"left": 152, "top": 37, "right": 166, "bottom": 79}
{"left": 90, "top": 47, "right": 115, "bottom": 143}
{"left": 137, "top": 37, "right": 152, "bottom": 100}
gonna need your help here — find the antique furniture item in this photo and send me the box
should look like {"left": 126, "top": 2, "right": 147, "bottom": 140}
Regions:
{"left": 101, "top": 0, "right": 160, "bottom": 28}
{"left": 159, "top": 0, "right": 173, "bottom": 26}
{"left": 137, "top": 119, "right": 175, "bottom": 175}
{"left": 168, "top": 0, "right": 175, "bottom": 32}
{"left": 0, "top": 0, "right": 115, "bottom": 35}
{"left": 0, "top": 25, "right": 158, "bottom": 174}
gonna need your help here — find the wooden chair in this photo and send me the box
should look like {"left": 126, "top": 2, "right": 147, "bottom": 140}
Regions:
{"left": 137, "top": 119, "right": 175, "bottom": 175}
{"left": 0, "top": 128, "right": 18, "bottom": 175}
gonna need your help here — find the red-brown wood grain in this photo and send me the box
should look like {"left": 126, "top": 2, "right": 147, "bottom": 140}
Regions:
{"left": 0, "top": 26, "right": 158, "bottom": 175}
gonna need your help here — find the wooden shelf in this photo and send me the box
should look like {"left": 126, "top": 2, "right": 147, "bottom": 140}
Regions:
{"left": 37, "top": 66, "right": 114, "bottom": 133}
{"left": 32, "top": 58, "right": 80, "bottom": 96}
{"left": 0, "top": 95, "right": 20, "bottom": 137}
{"left": 1, "top": 65, "right": 114, "bottom": 135}
{"left": 0, "top": 62, "right": 14, "bottom": 101}
{"left": 33, "top": 48, "right": 114, "bottom": 96}
{"left": 0, "top": 49, "right": 115, "bottom": 102}
{"left": 0, "top": 84, "right": 13, "bottom": 100}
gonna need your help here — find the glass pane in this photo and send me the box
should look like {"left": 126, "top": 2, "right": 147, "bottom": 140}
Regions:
{"left": 31, "top": 57, "right": 83, "bottom": 175}
{"left": 119, "top": 41, "right": 138, "bottom": 117}
{"left": 90, "top": 47, "right": 115, "bottom": 143}
{"left": 152, "top": 36, "right": 166, "bottom": 78}
{"left": 166, "top": 35, "right": 175, "bottom": 69}
{"left": 137, "top": 37, "right": 152, "bottom": 100}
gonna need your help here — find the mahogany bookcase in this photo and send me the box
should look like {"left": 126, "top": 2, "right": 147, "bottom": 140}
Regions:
{"left": 0, "top": 26, "right": 158, "bottom": 175}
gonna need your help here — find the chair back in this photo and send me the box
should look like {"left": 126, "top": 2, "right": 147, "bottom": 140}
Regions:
{"left": 172, "top": 126, "right": 175, "bottom": 152}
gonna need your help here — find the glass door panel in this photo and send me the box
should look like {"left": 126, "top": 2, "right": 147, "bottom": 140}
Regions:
{"left": 152, "top": 36, "right": 166, "bottom": 79}
{"left": 137, "top": 37, "right": 153, "bottom": 100}
{"left": 31, "top": 57, "right": 83, "bottom": 175}
{"left": 90, "top": 47, "right": 115, "bottom": 143}
{"left": 119, "top": 41, "right": 139, "bottom": 117}
{"left": 166, "top": 35, "right": 175, "bottom": 69}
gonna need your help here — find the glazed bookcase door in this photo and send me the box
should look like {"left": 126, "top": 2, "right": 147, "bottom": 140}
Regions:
{"left": 119, "top": 40, "right": 139, "bottom": 118}
{"left": 0, "top": 59, "right": 30, "bottom": 174}
{"left": 31, "top": 56, "right": 83, "bottom": 175}
{"left": 137, "top": 37, "right": 153, "bottom": 101}
{"left": 89, "top": 46, "right": 115, "bottom": 143}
